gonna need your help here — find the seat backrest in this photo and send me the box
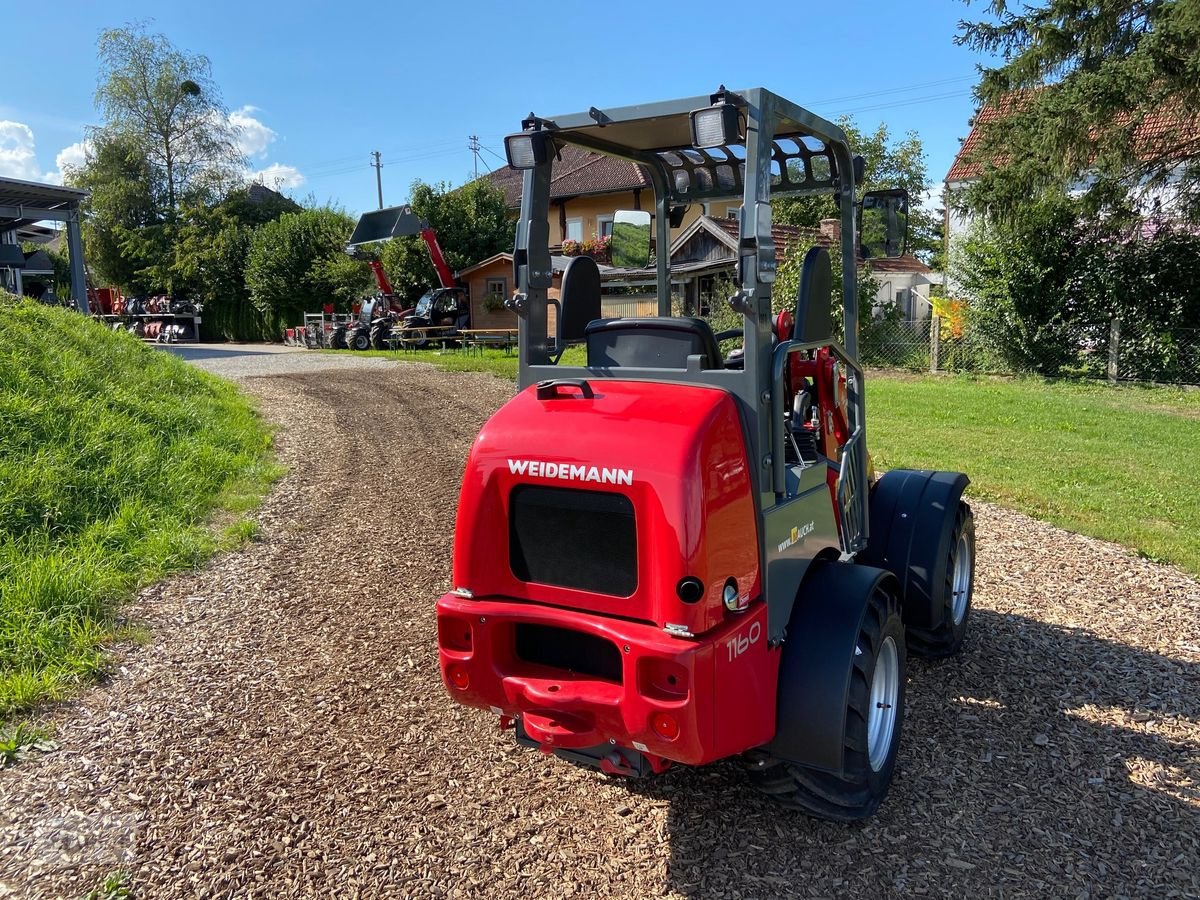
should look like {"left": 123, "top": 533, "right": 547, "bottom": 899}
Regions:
{"left": 585, "top": 316, "right": 722, "bottom": 369}
{"left": 793, "top": 246, "right": 834, "bottom": 344}
{"left": 558, "top": 255, "right": 602, "bottom": 342}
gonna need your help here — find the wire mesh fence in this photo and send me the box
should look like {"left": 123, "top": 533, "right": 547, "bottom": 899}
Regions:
{"left": 857, "top": 316, "right": 1200, "bottom": 385}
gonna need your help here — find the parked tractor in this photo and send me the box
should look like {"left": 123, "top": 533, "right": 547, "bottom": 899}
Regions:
{"left": 344, "top": 205, "right": 467, "bottom": 349}
{"left": 435, "top": 87, "right": 975, "bottom": 821}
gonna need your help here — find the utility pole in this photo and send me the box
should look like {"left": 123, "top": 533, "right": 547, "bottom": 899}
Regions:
{"left": 371, "top": 150, "right": 383, "bottom": 209}
{"left": 468, "top": 135, "right": 481, "bottom": 179}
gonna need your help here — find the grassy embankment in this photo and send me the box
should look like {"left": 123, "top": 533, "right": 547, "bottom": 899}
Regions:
{"left": 0, "top": 298, "right": 277, "bottom": 736}
{"left": 341, "top": 346, "right": 1200, "bottom": 575}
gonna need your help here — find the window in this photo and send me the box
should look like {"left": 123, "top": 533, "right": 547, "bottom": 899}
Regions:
{"left": 565, "top": 217, "right": 583, "bottom": 242}
{"left": 597, "top": 215, "right": 614, "bottom": 238}
{"left": 485, "top": 277, "right": 506, "bottom": 299}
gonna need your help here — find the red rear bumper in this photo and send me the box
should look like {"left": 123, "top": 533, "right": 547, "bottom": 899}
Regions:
{"left": 436, "top": 594, "right": 777, "bottom": 767}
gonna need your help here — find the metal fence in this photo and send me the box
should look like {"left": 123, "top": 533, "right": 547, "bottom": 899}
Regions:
{"left": 858, "top": 317, "right": 1200, "bottom": 385}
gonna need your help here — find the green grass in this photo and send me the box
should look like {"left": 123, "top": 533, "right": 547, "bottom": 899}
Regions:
{"left": 0, "top": 298, "right": 278, "bottom": 724}
{"left": 83, "top": 870, "right": 133, "bottom": 900}
{"left": 326, "top": 344, "right": 586, "bottom": 379}
{"left": 0, "top": 721, "right": 53, "bottom": 767}
{"left": 864, "top": 374, "right": 1200, "bottom": 575}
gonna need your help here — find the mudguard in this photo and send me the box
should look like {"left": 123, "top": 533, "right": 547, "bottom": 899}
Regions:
{"left": 859, "top": 469, "right": 969, "bottom": 631}
{"left": 765, "top": 561, "right": 899, "bottom": 773}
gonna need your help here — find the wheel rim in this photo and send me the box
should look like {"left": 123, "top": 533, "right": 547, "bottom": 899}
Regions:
{"left": 950, "top": 532, "right": 972, "bottom": 626}
{"left": 867, "top": 635, "right": 900, "bottom": 772}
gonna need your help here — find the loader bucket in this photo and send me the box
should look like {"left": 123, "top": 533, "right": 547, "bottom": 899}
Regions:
{"left": 347, "top": 204, "right": 429, "bottom": 247}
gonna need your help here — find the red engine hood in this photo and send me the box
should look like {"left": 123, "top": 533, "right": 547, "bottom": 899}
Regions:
{"left": 452, "top": 379, "right": 760, "bottom": 635}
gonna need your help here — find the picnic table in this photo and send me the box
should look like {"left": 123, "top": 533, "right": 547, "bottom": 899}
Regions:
{"left": 384, "top": 325, "right": 458, "bottom": 352}
{"left": 458, "top": 328, "right": 519, "bottom": 356}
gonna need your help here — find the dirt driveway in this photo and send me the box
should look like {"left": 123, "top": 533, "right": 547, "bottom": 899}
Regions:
{"left": 2, "top": 349, "right": 1198, "bottom": 898}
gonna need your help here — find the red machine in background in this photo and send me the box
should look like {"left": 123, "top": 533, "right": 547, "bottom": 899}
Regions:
{"left": 340, "top": 205, "right": 469, "bottom": 350}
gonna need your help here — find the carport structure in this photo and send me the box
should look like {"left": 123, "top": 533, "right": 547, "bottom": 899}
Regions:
{"left": 0, "top": 176, "right": 89, "bottom": 312}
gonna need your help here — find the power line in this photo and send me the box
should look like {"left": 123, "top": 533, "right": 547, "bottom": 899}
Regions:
{"left": 806, "top": 74, "right": 976, "bottom": 107}
{"left": 841, "top": 89, "right": 975, "bottom": 116}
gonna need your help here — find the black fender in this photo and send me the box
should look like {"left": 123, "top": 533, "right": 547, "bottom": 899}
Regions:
{"left": 859, "top": 469, "right": 969, "bottom": 631}
{"left": 765, "top": 560, "right": 900, "bottom": 773}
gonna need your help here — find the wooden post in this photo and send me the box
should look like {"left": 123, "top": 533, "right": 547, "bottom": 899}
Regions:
{"left": 930, "top": 315, "right": 941, "bottom": 373}
{"left": 1108, "top": 317, "right": 1120, "bottom": 383}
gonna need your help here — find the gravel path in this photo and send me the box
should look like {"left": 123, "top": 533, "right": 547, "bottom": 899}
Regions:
{"left": 2, "top": 351, "right": 1198, "bottom": 898}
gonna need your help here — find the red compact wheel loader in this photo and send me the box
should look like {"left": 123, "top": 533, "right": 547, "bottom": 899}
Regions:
{"left": 436, "top": 87, "right": 975, "bottom": 821}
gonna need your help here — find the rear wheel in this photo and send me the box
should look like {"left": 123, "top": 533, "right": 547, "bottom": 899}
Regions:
{"left": 748, "top": 585, "right": 906, "bottom": 821}
{"left": 370, "top": 323, "right": 390, "bottom": 349}
{"left": 349, "top": 328, "right": 371, "bottom": 351}
{"left": 906, "top": 501, "right": 974, "bottom": 658}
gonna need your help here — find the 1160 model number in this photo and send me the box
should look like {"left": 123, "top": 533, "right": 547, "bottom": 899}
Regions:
{"left": 726, "top": 621, "right": 762, "bottom": 661}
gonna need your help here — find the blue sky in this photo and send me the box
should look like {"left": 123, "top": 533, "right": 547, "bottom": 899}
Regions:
{"left": 2, "top": 1, "right": 992, "bottom": 214}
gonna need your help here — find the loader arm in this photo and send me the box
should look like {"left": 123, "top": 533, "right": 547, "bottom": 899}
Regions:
{"left": 367, "top": 260, "right": 394, "bottom": 295}
{"left": 419, "top": 228, "right": 456, "bottom": 289}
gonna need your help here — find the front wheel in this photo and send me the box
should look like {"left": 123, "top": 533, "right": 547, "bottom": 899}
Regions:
{"left": 349, "top": 329, "right": 371, "bottom": 351}
{"left": 748, "top": 585, "right": 906, "bottom": 821}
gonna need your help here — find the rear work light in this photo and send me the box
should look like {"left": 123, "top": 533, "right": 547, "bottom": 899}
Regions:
{"left": 690, "top": 87, "right": 742, "bottom": 149}
{"left": 447, "top": 665, "right": 469, "bottom": 690}
{"left": 505, "top": 131, "right": 552, "bottom": 169}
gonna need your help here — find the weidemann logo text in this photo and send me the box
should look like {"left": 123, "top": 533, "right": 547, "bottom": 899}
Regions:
{"left": 508, "top": 459, "right": 633, "bottom": 486}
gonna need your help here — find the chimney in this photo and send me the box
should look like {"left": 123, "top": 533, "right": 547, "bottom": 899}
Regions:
{"left": 819, "top": 218, "right": 841, "bottom": 243}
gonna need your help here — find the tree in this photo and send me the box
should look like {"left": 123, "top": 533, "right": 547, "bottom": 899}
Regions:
{"left": 67, "top": 132, "right": 169, "bottom": 294}
{"left": 950, "top": 193, "right": 1094, "bottom": 374}
{"left": 378, "top": 179, "right": 513, "bottom": 303}
{"left": 94, "top": 23, "right": 243, "bottom": 212}
{"left": 957, "top": 0, "right": 1200, "bottom": 222}
{"left": 245, "top": 208, "right": 369, "bottom": 333}
{"left": 774, "top": 119, "right": 941, "bottom": 264}
{"left": 171, "top": 187, "right": 302, "bottom": 339}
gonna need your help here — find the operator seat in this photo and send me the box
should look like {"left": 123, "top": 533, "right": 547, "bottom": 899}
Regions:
{"left": 793, "top": 246, "right": 834, "bottom": 343}
{"left": 557, "top": 255, "right": 603, "bottom": 344}
{"left": 585, "top": 316, "right": 723, "bottom": 369}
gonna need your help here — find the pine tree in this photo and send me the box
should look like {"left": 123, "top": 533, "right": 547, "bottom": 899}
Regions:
{"left": 957, "top": 0, "right": 1200, "bottom": 221}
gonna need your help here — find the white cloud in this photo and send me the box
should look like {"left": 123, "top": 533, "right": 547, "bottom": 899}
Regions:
{"left": 247, "top": 162, "right": 305, "bottom": 190}
{"left": 0, "top": 121, "right": 41, "bottom": 180}
{"left": 229, "top": 105, "right": 276, "bottom": 159}
{"left": 43, "top": 140, "right": 94, "bottom": 184}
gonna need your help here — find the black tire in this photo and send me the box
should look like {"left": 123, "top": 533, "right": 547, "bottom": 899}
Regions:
{"left": 906, "top": 501, "right": 974, "bottom": 658}
{"left": 349, "top": 328, "right": 371, "bottom": 351}
{"left": 330, "top": 326, "right": 348, "bottom": 350}
{"left": 370, "top": 323, "right": 390, "bottom": 349}
{"left": 747, "top": 585, "right": 906, "bottom": 821}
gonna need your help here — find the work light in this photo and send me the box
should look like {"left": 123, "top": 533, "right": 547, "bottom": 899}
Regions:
{"left": 690, "top": 88, "right": 741, "bottom": 149}
{"left": 505, "top": 131, "right": 552, "bottom": 169}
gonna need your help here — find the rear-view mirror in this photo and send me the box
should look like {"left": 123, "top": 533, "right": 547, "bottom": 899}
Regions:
{"left": 859, "top": 189, "right": 909, "bottom": 259}
{"left": 610, "top": 210, "right": 652, "bottom": 269}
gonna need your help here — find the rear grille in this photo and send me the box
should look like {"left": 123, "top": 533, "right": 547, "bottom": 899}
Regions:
{"left": 509, "top": 485, "right": 637, "bottom": 596}
{"left": 514, "top": 624, "right": 623, "bottom": 683}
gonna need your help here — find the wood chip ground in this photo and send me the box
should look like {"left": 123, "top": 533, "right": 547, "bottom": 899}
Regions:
{"left": 2, "top": 354, "right": 1197, "bottom": 898}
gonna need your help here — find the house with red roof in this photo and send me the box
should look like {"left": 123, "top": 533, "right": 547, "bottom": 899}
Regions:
{"left": 485, "top": 144, "right": 711, "bottom": 247}
{"left": 943, "top": 96, "right": 1193, "bottom": 287}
